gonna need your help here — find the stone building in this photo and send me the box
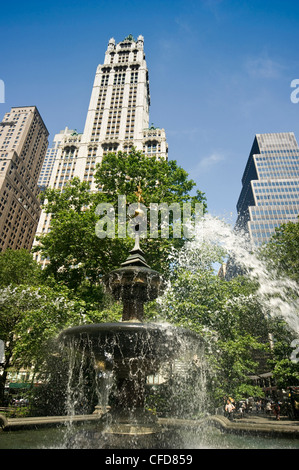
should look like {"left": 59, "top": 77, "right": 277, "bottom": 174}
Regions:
{"left": 0, "top": 106, "right": 48, "bottom": 250}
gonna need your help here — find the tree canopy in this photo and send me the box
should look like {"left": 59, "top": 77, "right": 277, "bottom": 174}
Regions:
{"left": 260, "top": 216, "right": 299, "bottom": 283}
{"left": 156, "top": 241, "right": 270, "bottom": 403}
{"left": 0, "top": 248, "right": 42, "bottom": 287}
{"left": 259, "top": 218, "right": 299, "bottom": 389}
{"left": 34, "top": 149, "right": 207, "bottom": 298}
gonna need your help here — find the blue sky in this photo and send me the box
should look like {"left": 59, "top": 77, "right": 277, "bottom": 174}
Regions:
{"left": 1, "top": 0, "right": 299, "bottom": 222}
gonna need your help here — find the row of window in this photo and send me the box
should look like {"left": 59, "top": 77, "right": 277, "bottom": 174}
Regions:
{"left": 253, "top": 180, "right": 299, "bottom": 187}
{"left": 99, "top": 71, "right": 139, "bottom": 88}
{"left": 260, "top": 149, "right": 299, "bottom": 154}
{"left": 256, "top": 199, "right": 299, "bottom": 206}
{"left": 109, "top": 50, "right": 139, "bottom": 64}
{"left": 254, "top": 186, "right": 298, "bottom": 194}
{"left": 258, "top": 171, "right": 299, "bottom": 178}
{"left": 251, "top": 207, "right": 298, "bottom": 217}
{"left": 250, "top": 222, "right": 281, "bottom": 230}
{"left": 0, "top": 189, "right": 38, "bottom": 250}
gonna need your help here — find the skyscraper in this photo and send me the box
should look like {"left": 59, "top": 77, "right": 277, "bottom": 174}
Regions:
{"left": 0, "top": 106, "right": 49, "bottom": 250}
{"left": 49, "top": 34, "right": 167, "bottom": 192}
{"left": 38, "top": 127, "right": 76, "bottom": 191}
{"left": 35, "top": 35, "right": 168, "bottom": 240}
{"left": 236, "top": 132, "right": 299, "bottom": 245}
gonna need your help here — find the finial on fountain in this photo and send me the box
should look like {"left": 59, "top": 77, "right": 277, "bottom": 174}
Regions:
{"left": 135, "top": 182, "right": 144, "bottom": 204}
{"left": 121, "top": 182, "right": 149, "bottom": 268}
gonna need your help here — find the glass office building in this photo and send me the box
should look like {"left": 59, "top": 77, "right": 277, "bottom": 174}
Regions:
{"left": 236, "top": 132, "right": 299, "bottom": 245}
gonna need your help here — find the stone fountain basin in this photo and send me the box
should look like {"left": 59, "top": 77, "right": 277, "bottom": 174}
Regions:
{"left": 60, "top": 322, "right": 200, "bottom": 374}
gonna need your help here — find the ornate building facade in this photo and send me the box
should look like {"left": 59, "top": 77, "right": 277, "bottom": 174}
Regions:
{"left": 35, "top": 35, "right": 168, "bottom": 243}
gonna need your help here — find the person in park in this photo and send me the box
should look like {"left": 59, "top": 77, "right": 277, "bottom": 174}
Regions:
{"left": 225, "top": 400, "right": 235, "bottom": 420}
{"left": 273, "top": 401, "right": 281, "bottom": 421}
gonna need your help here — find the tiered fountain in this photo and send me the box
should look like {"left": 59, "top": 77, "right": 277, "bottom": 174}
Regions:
{"left": 60, "top": 191, "right": 201, "bottom": 447}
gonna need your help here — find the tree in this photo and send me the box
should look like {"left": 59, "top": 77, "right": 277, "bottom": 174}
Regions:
{"left": 0, "top": 279, "right": 120, "bottom": 405}
{"left": 261, "top": 217, "right": 299, "bottom": 283}
{"left": 0, "top": 249, "right": 42, "bottom": 287}
{"left": 0, "top": 284, "right": 69, "bottom": 403}
{"left": 35, "top": 149, "right": 207, "bottom": 297}
{"left": 94, "top": 149, "right": 205, "bottom": 208}
{"left": 267, "top": 326, "right": 299, "bottom": 389}
{"left": 156, "top": 241, "right": 270, "bottom": 407}
{"left": 34, "top": 178, "right": 109, "bottom": 304}
{"left": 259, "top": 217, "right": 299, "bottom": 389}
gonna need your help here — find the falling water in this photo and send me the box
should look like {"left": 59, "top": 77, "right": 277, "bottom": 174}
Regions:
{"left": 58, "top": 321, "right": 206, "bottom": 448}
{"left": 57, "top": 214, "right": 298, "bottom": 448}
{"left": 163, "top": 214, "right": 299, "bottom": 334}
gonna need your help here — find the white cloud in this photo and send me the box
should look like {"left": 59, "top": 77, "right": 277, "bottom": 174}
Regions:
{"left": 191, "top": 151, "right": 226, "bottom": 176}
{"left": 199, "top": 151, "right": 225, "bottom": 168}
{"left": 245, "top": 55, "right": 285, "bottom": 79}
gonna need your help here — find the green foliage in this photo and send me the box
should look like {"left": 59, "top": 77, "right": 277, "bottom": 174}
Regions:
{"left": 266, "top": 328, "right": 299, "bottom": 389}
{"left": 0, "top": 284, "right": 78, "bottom": 369}
{"left": 260, "top": 216, "right": 299, "bottom": 283}
{"left": 35, "top": 149, "right": 207, "bottom": 295}
{"left": 156, "top": 242, "right": 270, "bottom": 406}
{"left": 34, "top": 178, "right": 111, "bottom": 299}
{"left": 0, "top": 249, "right": 42, "bottom": 287}
{"left": 95, "top": 149, "right": 205, "bottom": 208}
{"left": 0, "top": 276, "right": 121, "bottom": 405}
{"left": 258, "top": 218, "right": 299, "bottom": 389}
{"left": 212, "top": 335, "right": 267, "bottom": 402}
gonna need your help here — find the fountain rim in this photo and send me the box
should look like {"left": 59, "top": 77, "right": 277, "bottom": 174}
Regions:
{"left": 59, "top": 321, "right": 201, "bottom": 342}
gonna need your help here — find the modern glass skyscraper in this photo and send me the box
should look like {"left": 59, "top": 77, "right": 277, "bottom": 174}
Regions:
{"left": 236, "top": 132, "right": 299, "bottom": 245}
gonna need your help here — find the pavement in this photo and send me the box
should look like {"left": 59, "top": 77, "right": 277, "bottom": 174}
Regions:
{"left": 205, "top": 413, "right": 299, "bottom": 438}
{"left": 0, "top": 413, "right": 101, "bottom": 431}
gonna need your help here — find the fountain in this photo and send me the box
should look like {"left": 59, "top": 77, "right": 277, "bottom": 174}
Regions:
{"left": 1, "top": 211, "right": 299, "bottom": 450}
{"left": 59, "top": 191, "right": 202, "bottom": 448}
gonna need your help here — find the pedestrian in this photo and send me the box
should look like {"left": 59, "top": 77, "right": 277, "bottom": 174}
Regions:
{"left": 239, "top": 401, "right": 246, "bottom": 418}
{"left": 225, "top": 400, "right": 235, "bottom": 421}
{"left": 266, "top": 401, "right": 272, "bottom": 416}
{"left": 273, "top": 401, "right": 281, "bottom": 420}
{"left": 256, "top": 399, "right": 262, "bottom": 414}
